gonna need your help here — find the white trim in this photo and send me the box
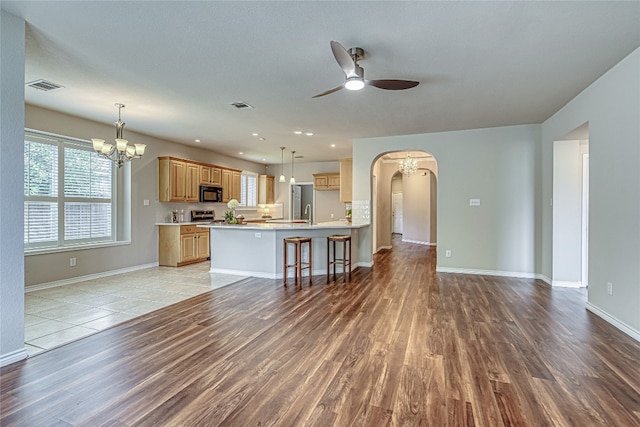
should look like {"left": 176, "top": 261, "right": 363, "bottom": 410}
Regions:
{"left": 401, "top": 239, "right": 436, "bottom": 246}
{"left": 551, "top": 280, "right": 585, "bottom": 288}
{"left": 356, "top": 261, "right": 373, "bottom": 268}
{"left": 24, "top": 240, "right": 131, "bottom": 256}
{"left": 435, "top": 266, "right": 538, "bottom": 279}
{"left": 0, "top": 348, "right": 28, "bottom": 368}
{"left": 586, "top": 302, "right": 640, "bottom": 343}
{"left": 25, "top": 262, "right": 159, "bottom": 292}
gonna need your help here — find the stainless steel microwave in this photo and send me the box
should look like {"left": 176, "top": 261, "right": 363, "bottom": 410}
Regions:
{"left": 199, "top": 185, "right": 223, "bottom": 203}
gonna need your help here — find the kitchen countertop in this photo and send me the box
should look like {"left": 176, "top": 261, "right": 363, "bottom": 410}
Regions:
{"left": 198, "top": 220, "right": 367, "bottom": 230}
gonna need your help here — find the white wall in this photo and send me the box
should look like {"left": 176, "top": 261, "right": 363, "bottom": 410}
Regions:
{"left": 354, "top": 124, "right": 540, "bottom": 277}
{"left": 403, "top": 170, "right": 436, "bottom": 245}
{"left": 542, "top": 48, "right": 640, "bottom": 335}
{"left": 0, "top": 10, "right": 27, "bottom": 366}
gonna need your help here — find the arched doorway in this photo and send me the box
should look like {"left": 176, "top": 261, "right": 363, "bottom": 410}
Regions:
{"left": 371, "top": 151, "right": 438, "bottom": 253}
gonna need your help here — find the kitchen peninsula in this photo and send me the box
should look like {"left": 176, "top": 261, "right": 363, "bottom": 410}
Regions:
{"left": 198, "top": 221, "right": 368, "bottom": 278}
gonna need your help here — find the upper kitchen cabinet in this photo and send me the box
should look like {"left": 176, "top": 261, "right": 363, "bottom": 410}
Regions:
{"left": 158, "top": 157, "right": 199, "bottom": 202}
{"left": 340, "top": 158, "right": 352, "bottom": 203}
{"left": 200, "top": 165, "right": 221, "bottom": 186}
{"left": 313, "top": 173, "right": 340, "bottom": 191}
{"left": 258, "top": 175, "right": 275, "bottom": 205}
{"left": 222, "top": 169, "right": 242, "bottom": 202}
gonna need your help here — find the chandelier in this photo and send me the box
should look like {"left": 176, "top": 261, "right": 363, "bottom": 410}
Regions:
{"left": 398, "top": 153, "right": 418, "bottom": 175}
{"left": 91, "top": 103, "right": 146, "bottom": 168}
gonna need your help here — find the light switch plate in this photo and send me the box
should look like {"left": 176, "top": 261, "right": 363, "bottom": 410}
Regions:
{"left": 470, "top": 198, "right": 481, "bottom": 206}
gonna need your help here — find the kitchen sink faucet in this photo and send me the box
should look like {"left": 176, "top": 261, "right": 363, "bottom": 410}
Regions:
{"left": 304, "top": 203, "right": 312, "bottom": 225}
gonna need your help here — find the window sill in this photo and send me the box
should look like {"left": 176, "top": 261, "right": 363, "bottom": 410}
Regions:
{"left": 24, "top": 240, "right": 132, "bottom": 256}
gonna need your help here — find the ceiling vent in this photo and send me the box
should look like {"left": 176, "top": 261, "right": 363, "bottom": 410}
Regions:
{"left": 26, "top": 79, "right": 64, "bottom": 91}
{"left": 230, "top": 101, "right": 254, "bottom": 110}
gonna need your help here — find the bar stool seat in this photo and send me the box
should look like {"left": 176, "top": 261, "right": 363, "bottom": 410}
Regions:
{"left": 327, "top": 234, "right": 352, "bottom": 282}
{"left": 283, "top": 237, "right": 312, "bottom": 285}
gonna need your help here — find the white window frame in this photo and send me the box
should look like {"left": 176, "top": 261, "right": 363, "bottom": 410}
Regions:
{"left": 24, "top": 129, "right": 118, "bottom": 253}
{"left": 240, "top": 171, "right": 258, "bottom": 207}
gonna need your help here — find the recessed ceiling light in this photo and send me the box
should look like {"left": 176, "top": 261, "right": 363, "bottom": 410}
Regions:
{"left": 252, "top": 133, "right": 259, "bottom": 136}
{"left": 239, "top": 152, "right": 244, "bottom": 155}
{"left": 294, "top": 131, "right": 302, "bottom": 135}
{"left": 195, "top": 139, "right": 201, "bottom": 143}
{"left": 331, "top": 144, "right": 336, "bottom": 148}
{"left": 305, "top": 132, "right": 313, "bottom": 136}
{"left": 262, "top": 158, "right": 266, "bottom": 161}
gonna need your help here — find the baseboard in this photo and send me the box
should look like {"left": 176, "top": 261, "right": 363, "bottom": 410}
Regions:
{"left": 25, "top": 262, "right": 159, "bottom": 292}
{"left": 401, "top": 239, "right": 435, "bottom": 246}
{"left": 0, "top": 347, "right": 28, "bottom": 368}
{"left": 435, "top": 266, "right": 538, "bottom": 279}
{"left": 586, "top": 302, "right": 640, "bottom": 343}
{"left": 375, "top": 246, "right": 392, "bottom": 253}
{"left": 551, "top": 280, "right": 585, "bottom": 288}
{"left": 356, "top": 261, "right": 373, "bottom": 268}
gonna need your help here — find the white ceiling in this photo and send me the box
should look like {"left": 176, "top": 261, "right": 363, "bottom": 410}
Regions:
{"left": 3, "top": 1, "right": 639, "bottom": 165}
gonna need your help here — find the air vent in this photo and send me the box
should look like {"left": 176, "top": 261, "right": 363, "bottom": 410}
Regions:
{"left": 230, "top": 101, "right": 254, "bottom": 110}
{"left": 26, "top": 79, "right": 64, "bottom": 91}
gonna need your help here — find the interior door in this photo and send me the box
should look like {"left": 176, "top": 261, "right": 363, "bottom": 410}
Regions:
{"left": 392, "top": 192, "right": 403, "bottom": 234}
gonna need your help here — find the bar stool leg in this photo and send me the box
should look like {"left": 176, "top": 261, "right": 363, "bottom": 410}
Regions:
{"left": 283, "top": 241, "right": 288, "bottom": 285}
{"left": 308, "top": 240, "right": 313, "bottom": 284}
{"left": 326, "top": 238, "right": 330, "bottom": 283}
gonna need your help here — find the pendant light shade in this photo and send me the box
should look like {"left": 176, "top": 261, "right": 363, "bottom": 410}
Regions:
{"left": 279, "top": 146, "right": 286, "bottom": 182}
{"left": 290, "top": 150, "right": 296, "bottom": 184}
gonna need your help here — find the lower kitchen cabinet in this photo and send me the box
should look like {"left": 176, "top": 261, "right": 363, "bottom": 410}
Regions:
{"left": 158, "top": 225, "right": 210, "bottom": 267}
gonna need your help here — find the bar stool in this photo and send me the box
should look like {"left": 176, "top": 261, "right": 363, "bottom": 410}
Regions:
{"left": 283, "top": 237, "right": 312, "bottom": 285}
{"left": 327, "top": 234, "right": 352, "bottom": 282}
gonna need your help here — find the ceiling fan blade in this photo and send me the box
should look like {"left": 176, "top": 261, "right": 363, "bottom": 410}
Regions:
{"left": 312, "top": 85, "right": 344, "bottom": 98}
{"left": 367, "top": 79, "right": 420, "bottom": 90}
{"left": 330, "top": 40, "right": 356, "bottom": 76}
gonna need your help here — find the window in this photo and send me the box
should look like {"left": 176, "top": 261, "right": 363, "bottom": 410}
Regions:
{"left": 240, "top": 171, "right": 258, "bottom": 207}
{"left": 24, "top": 130, "right": 116, "bottom": 251}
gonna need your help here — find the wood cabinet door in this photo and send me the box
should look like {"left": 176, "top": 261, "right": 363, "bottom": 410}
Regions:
{"left": 186, "top": 163, "right": 200, "bottom": 201}
{"left": 210, "top": 167, "right": 222, "bottom": 186}
{"left": 196, "top": 231, "right": 210, "bottom": 259}
{"left": 180, "top": 233, "right": 196, "bottom": 262}
{"left": 266, "top": 176, "right": 274, "bottom": 204}
{"left": 314, "top": 175, "right": 328, "bottom": 189}
{"left": 328, "top": 174, "right": 341, "bottom": 189}
{"left": 222, "top": 169, "right": 232, "bottom": 202}
{"left": 170, "top": 160, "right": 187, "bottom": 201}
{"left": 231, "top": 171, "right": 241, "bottom": 201}
{"left": 340, "top": 158, "right": 353, "bottom": 202}
{"left": 200, "top": 166, "right": 211, "bottom": 184}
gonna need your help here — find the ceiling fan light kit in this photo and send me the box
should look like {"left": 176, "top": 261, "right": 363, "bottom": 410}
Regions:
{"left": 313, "top": 40, "right": 419, "bottom": 98}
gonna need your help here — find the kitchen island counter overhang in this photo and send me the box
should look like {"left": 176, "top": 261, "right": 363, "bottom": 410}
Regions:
{"left": 198, "top": 222, "right": 369, "bottom": 279}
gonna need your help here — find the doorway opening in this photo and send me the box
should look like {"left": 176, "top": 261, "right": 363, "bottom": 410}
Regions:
{"left": 371, "top": 151, "right": 438, "bottom": 253}
{"left": 552, "top": 122, "right": 589, "bottom": 288}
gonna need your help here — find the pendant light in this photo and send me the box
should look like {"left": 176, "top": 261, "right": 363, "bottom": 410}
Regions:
{"left": 290, "top": 150, "right": 296, "bottom": 184}
{"left": 91, "top": 103, "right": 146, "bottom": 168}
{"left": 279, "top": 146, "right": 286, "bottom": 182}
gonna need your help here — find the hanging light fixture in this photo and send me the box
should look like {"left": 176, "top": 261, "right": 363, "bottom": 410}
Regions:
{"left": 290, "top": 150, "right": 296, "bottom": 184}
{"left": 398, "top": 152, "right": 418, "bottom": 175}
{"left": 91, "top": 103, "right": 146, "bottom": 168}
{"left": 279, "top": 146, "right": 286, "bottom": 182}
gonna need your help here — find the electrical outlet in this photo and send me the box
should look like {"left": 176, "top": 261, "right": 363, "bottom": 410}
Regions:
{"left": 143, "top": 199, "right": 149, "bottom": 206}
{"left": 607, "top": 282, "right": 613, "bottom": 296}
{"left": 69, "top": 257, "right": 77, "bottom": 267}
{"left": 445, "top": 250, "right": 452, "bottom": 257}
{"left": 255, "top": 233, "right": 261, "bottom": 238}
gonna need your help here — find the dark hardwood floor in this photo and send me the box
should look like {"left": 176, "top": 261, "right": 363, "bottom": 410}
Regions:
{"left": 2, "top": 238, "right": 640, "bottom": 426}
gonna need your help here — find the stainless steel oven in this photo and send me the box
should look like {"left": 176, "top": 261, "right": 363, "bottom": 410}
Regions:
{"left": 199, "top": 185, "right": 223, "bottom": 203}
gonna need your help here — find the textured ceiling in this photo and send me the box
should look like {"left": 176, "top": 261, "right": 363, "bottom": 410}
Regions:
{"left": 3, "top": 1, "right": 639, "bottom": 164}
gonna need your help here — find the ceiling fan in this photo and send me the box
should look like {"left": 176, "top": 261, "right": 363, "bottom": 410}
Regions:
{"left": 313, "top": 40, "right": 419, "bottom": 98}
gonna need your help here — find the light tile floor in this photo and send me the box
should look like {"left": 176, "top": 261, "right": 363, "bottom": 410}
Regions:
{"left": 25, "top": 262, "right": 246, "bottom": 356}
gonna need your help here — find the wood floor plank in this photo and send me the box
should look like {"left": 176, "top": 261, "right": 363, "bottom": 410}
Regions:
{"left": 3, "top": 236, "right": 640, "bottom": 426}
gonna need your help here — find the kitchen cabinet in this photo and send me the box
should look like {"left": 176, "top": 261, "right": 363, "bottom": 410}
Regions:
{"left": 158, "top": 225, "right": 209, "bottom": 267}
{"left": 158, "top": 157, "right": 199, "bottom": 202}
{"left": 200, "top": 165, "right": 221, "bottom": 186}
{"left": 313, "top": 173, "right": 340, "bottom": 190}
{"left": 232, "top": 171, "right": 241, "bottom": 201}
{"left": 258, "top": 175, "right": 274, "bottom": 204}
{"left": 222, "top": 169, "right": 231, "bottom": 202}
{"left": 340, "top": 158, "right": 352, "bottom": 203}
